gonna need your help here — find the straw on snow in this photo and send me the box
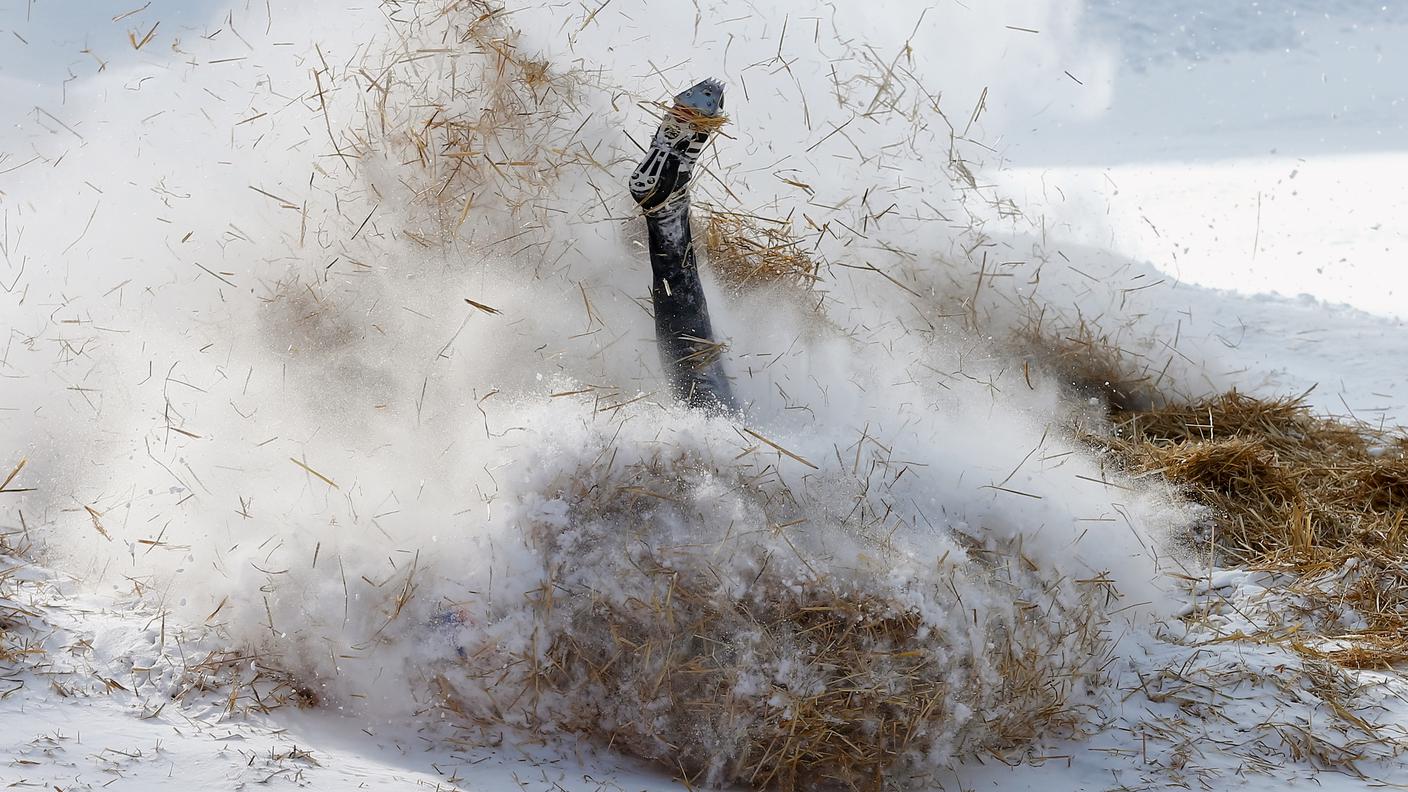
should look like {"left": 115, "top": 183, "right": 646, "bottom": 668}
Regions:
{"left": 1099, "top": 390, "right": 1408, "bottom": 669}
{"left": 1027, "top": 313, "right": 1408, "bottom": 672}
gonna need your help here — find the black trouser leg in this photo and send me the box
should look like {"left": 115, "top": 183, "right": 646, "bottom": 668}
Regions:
{"left": 646, "top": 203, "right": 736, "bottom": 411}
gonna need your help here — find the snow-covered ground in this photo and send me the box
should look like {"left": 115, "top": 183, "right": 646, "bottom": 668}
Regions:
{"left": 0, "top": 578, "right": 655, "bottom": 790}
{"left": 4, "top": 1, "right": 1408, "bottom": 790}
{"left": 998, "top": 2, "right": 1408, "bottom": 427}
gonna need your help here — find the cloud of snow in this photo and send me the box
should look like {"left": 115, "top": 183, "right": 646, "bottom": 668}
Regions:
{"left": 0, "top": 0, "right": 1212, "bottom": 777}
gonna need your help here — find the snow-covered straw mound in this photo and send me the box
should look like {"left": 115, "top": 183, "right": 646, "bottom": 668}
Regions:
{"left": 1, "top": 0, "right": 1216, "bottom": 787}
{"left": 434, "top": 408, "right": 1122, "bottom": 788}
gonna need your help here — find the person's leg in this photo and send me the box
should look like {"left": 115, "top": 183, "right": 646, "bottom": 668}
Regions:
{"left": 629, "top": 79, "right": 737, "bottom": 411}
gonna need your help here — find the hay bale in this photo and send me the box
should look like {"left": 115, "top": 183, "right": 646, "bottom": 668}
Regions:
{"left": 439, "top": 446, "right": 1115, "bottom": 791}
{"left": 1106, "top": 390, "right": 1387, "bottom": 558}
{"left": 1116, "top": 390, "right": 1364, "bottom": 453}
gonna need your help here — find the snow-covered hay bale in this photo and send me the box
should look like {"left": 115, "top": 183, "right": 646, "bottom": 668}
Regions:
{"left": 435, "top": 421, "right": 1121, "bottom": 791}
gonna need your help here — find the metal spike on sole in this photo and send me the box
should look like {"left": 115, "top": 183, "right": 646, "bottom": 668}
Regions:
{"left": 674, "top": 78, "right": 725, "bottom": 117}
{"left": 629, "top": 79, "right": 726, "bottom": 213}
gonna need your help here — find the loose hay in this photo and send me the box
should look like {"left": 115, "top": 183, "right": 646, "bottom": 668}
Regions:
{"left": 657, "top": 100, "right": 731, "bottom": 134}
{"left": 702, "top": 209, "right": 820, "bottom": 291}
{"left": 1098, "top": 390, "right": 1408, "bottom": 668}
{"left": 436, "top": 439, "right": 1120, "bottom": 792}
{"left": 1016, "top": 316, "right": 1170, "bottom": 413}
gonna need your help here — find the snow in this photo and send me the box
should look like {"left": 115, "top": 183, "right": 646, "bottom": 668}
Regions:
{"left": 10, "top": 543, "right": 1408, "bottom": 791}
{"left": 4, "top": 0, "right": 1408, "bottom": 790}
{"left": 0, "top": 571, "right": 646, "bottom": 790}
{"left": 988, "top": 12, "right": 1408, "bottom": 431}
{"left": 993, "top": 4, "right": 1408, "bottom": 427}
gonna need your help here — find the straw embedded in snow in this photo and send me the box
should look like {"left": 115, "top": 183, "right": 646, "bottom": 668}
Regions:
{"left": 1098, "top": 389, "right": 1408, "bottom": 669}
